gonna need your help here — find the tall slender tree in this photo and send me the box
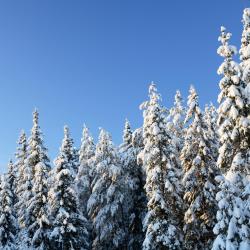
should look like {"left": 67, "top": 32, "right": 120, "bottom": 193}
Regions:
{"left": 76, "top": 125, "right": 95, "bottom": 217}
{"left": 48, "top": 126, "right": 89, "bottom": 250}
{"left": 167, "top": 90, "right": 186, "bottom": 154}
{"left": 88, "top": 129, "right": 126, "bottom": 250}
{"left": 140, "top": 83, "right": 183, "bottom": 250}
{"left": 22, "top": 110, "right": 52, "bottom": 248}
{"left": 213, "top": 26, "right": 250, "bottom": 250}
{"left": 15, "top": 130, "right": 28, "bottom": 209}
{"left": 181, "top": 86, "right": 218, "bottom": 250}
{"left": 119, "top": 120, "right": 145, "bottom": 249}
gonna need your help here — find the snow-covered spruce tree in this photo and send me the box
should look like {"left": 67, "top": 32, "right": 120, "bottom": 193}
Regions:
{"left": 212, "top": 26, "right": 250, "bottom": 250}
{"left": 139, "top": 83, "right": 183, "bottom": 250}
{"left": 59, "top": 126, "right": 79, "bottom": 177}
{"left": 75, "top": 125, "right": 95, "bottom": 217}
{"left": 87, "top": 129, "right": 126, "bottom": 250}
{"left": 204, "top": 103, "right": 219, "bottom": 162}
{"left": 0, "top": 175, "right": 17, "bottom": 250}
{"left": 167, "top": 90, "right": 186, "bottom": 154}
{"left": 15, "top": 130, "right": 28, "bottom": 211}
{"left": 216, "top": 26, "right": 244, "bottom": 173}
{"left": 48, "top": 127, "right": 89, "bottom": 250}
{"left": 6, "top": 160, "right": 17, "bottom": 204}
{"left": 180, "top": 86, "right": 219, "bottom": 250}
{"left": 240, "top": 8, "right": 250, "bottom": 95}
{"left": 119, "top": 120, "right": 145, "bottom": 249}
{"left": 19, "top": 110, "right": 51, "bottom": 248}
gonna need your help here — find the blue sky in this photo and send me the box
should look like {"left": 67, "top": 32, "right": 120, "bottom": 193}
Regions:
{"left": 0, "top": 0, "right": 248, "bottom": 171}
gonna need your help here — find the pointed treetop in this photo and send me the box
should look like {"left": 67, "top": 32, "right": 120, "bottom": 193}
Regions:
{"left": 174, "top": 90, "right": 182, "bottom": 104}
{"left": 33, "top": 108, "right": 39, "bottom": 125}
{"left": 185, "top": 85, "right": 201, "bottom": 123}
{"left": 82, "top": 124, "right": 92, "bottom": 140}
{"left": 217, "top": 26, "right": 237, "bottom": 59}
{"left": 7, "top": 159, "right": 14, "bottom": 173}
{"left": 64, "top": 125, "right": 70, "bottom": 137}
{"left": 123, "top": 119, "right": 132, "bottom": 145}
{"left": 149, "top": 82, "right": 161, "bottom": 103}
{"left": 242, "top": 8, "right": 250, "bottom": 27}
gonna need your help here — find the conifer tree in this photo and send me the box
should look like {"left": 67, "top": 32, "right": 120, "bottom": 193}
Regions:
{"left": 48, "top": 127, "right": 89, "bottom": 250}
{"left": 119, "top": 120, "right": 145, "bottom": 249}
{"left": 87, "top": 129, "right": 126, "bottom": 250}
{"left": 181, "top": 86, "right": 219, "bottom": 250}
{"left": 21, "top": 110, "right": 51, "bottom": 249}
{"left": 59, "top": 126, "right": 79, "bottom": 177}
{"left": 167, "top": 90, "right": 186, "bottom": 153}
{"left": 76, "top": 125, "right": 95, "bottom": 217}
{"left": 213, "top": 26, "right": 250, "bottom": 250}
{"left": 204, "top": 103, "right": 219, "bottom": 162}
{"left": 216, "top": 26, "right": 243, "bottom": 173}
{"left": 15, "top": 130, "right": 28, "bottom": 209}
{"left": 7, "top": 160, "right": 17, "bottom": 204}
{"left": 240, "top": 8, "right": 250, "bottom": 94}
{"left": 0, "top": 175, "right": 17, "bottom": 250}
{"left": 140, "top": 83, "right": 183, "bottom": 250}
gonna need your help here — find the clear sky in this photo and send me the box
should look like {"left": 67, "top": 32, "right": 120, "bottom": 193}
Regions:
{"left": 0, "top": 0, "right": 248, "bottom": 171}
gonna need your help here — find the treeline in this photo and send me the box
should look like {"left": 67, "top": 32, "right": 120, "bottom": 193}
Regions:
{"left": 0, "top": 7, "right": 250, "bottom": 250}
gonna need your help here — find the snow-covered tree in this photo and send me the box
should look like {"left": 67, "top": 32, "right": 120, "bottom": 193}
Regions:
{"left": 6, "top": 160, "right": 17, "bottom": 204}
{"left": 48, "top": 127, "right": 89, "bottom": 250}
{"left": 59, "top": 126, "right": 79, "bottom": 177}
{"left": 0, "top": 175, "right": 17, "bottom": 250}
{"left": 26, "top": 160, "right": 51, "bottom": 249}
{"left": 139, "top": 83, "right": 183, "bottom": 250}
{"left": 204, "top": 103, "right": 219, "bottom": 162}
{"left": 17, "top": 110, "right": 51, "bottom": 248}
{"left": 15, "top": 130, "right": 28, "bottom": 208}
{"left": 75, "top": 125, "right": 95, "bottom": 217}
{"left": 213, "top": 26, "right": 250, "bottom": 250}
{"left": 240, "top": 8, "right": 250, "bottom": 96}
{"left": 216, "top": 26, "right": 244, "bottom": 174}
{"left": 119, "top": 120, "right": 145, "bottom": 249}
{"left": 88, "top": 129, "right": 126, "bottom": 250}
{"left": 167, "top": 90, "right": 186, "bottom": 153}
{"left": 181, "top": 86, "right": 219, "bottom": 250}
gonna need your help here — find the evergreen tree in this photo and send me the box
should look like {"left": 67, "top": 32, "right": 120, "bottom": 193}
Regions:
{"left": 213, "top": 26, "right": 250, "bottom": 250}
{"left": 240, "top": 8, "right": 250, "bottom": 96}
{"left": 216, "top": 26, "right": 243, "bottom": 174}
{"left": 48, "top": 127, "right": 89, "bottom": 250}
{"left": 119, "top": 120, "right": 145, "bottom": 249}
{"left": 15, "top": 130, "right": 28, "bottom": 210}
{"left": 19, "top": 110, "right": 51, "bottom": 248}
{"left": 7, "top": 160, "right": 17, "bottom": 204}
{"left": 59, "top": 126, "right": 79, "bottom": 177}
{"left": 181, "top": 86, "right": 219, "bottom": 250}
{"left": 87, "top": 129, "right": 126, "bottom": 250}
{"left": 204, "top": 103, "right": 219, "bottom": 162}
{"left": 167, "top": 90, "right": 186, "bottom": 154}
{"left": 0, "top": 175, "right": 17, "bottom": 250}
{"left": 76, "top": 125, "right": 95, "bottom": 217}
{"left": 140, "top": 83, "right": 183, "bottom": 250}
